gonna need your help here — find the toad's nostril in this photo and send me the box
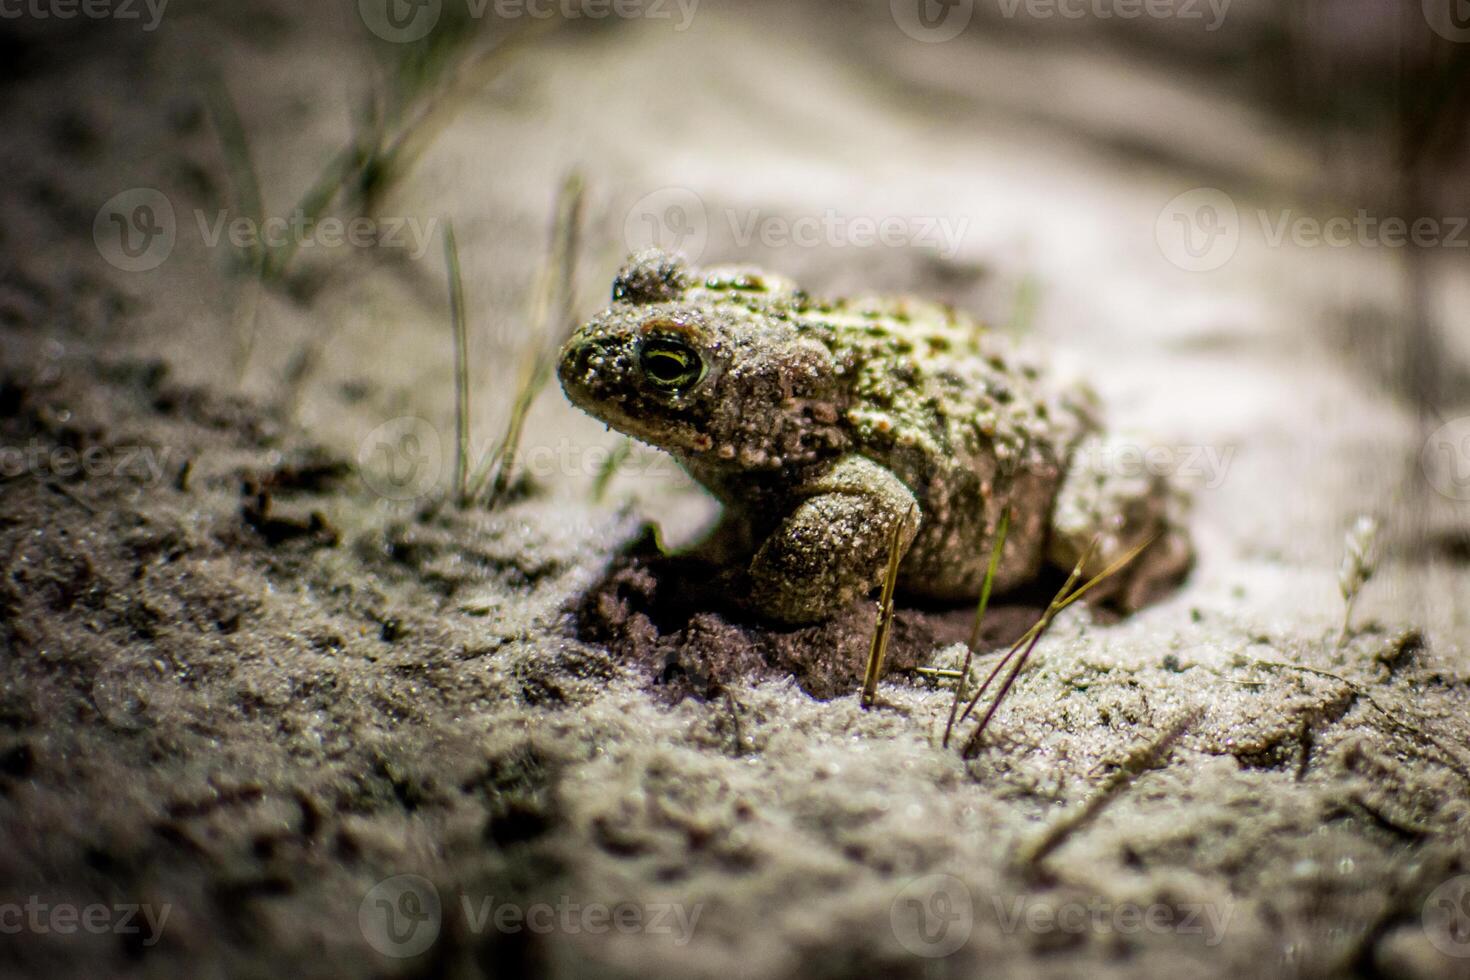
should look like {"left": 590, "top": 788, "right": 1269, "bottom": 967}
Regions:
{"left": 560, "top": 338, "right": 620, "bottom": 400}
{"left": 558, "top": 342, "right": 593, "bottom": 393}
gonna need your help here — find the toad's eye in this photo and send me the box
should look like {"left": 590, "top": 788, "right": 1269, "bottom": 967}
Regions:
{"left": 638, "top": 335, "right": 705, "bottom": 391}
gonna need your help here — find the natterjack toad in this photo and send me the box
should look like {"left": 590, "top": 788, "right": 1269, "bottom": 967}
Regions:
{"left": 559, "top": 249, "right": 1191, "bottom": 625}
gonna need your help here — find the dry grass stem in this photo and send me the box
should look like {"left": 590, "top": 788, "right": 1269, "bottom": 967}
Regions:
{"left": 960, "top": 536, "right": 1156, "bottom": 758}
{"left": 471, "top": 172, "right": 585, "bottom": 508}
{"left": 860, "top": 505, "right": 914, "bottom": 709}
{"left": 943, "top": 509, "right": 1011, "bottom": 747}
{"left": 444, "top": 220, "right": 471, "bottom": 506}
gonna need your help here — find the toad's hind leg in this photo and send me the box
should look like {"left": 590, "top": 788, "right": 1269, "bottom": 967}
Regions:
{"left": 1047, "top": 432, "right": 1193, "bottom": 610}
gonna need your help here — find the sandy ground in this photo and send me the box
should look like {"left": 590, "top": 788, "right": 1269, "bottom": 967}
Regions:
{"left": 1, "top": 2, "right": 1469, "bottom": 977}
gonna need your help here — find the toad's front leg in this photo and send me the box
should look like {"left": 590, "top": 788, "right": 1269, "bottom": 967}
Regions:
{"left": 745, "top": 455, "right": 920, "bottom": 625}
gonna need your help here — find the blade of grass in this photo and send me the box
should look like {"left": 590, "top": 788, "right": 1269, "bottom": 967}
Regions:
{"left": 262, "top": 25, "right": 550, "bottom": 284}
{"left": 1049, "top": 534, "right": 1160, "bottom": 616}
{"left": 960, "top": 535, "right": 1157, "bottom": 758}
{"left": 444, "top": 219, "right": 471, "bottom": 506}
{"left": 263, "top": 139, "right": 372, "bottom": 281}
{"left": 1007, "top": 274, "right": 1041, "bottom": 335}
{"left": 957, "top": 536, "right": 1098, "bottom": 728}
{"left": 470, "top": 171, "right": 585, "bottom": 508}
{"left": 860, "top": 504, "right": 914, "bottom": 710}
{"left": 943, "top": 509, "right": 1011, "bottom": 748}
{"left": 369, "top": 22, "right": 558, "bottom": 208}
{"left": 961, "top": 618, "right": 1049, "bottom": 759}
{"left": 592, "top": 438, "right": 633, "bottom": 502}
{"left": 204, "top": 76, "right": 265, "bottom": 274}
{"left": 204, "top": 76, "right": 270, "bottom": 381}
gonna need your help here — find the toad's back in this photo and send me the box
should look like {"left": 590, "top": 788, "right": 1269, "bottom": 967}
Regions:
{"left": 776, "top": 294, "right": 1101, "bottom": 598}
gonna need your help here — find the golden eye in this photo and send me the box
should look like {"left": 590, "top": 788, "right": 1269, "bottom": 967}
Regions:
{"left": 639, "top": 336, "right": 705, "bottom": 391}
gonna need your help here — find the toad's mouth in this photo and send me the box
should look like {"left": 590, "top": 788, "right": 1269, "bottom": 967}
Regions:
{"left": 580, "top": 399, "right": 712, "bottom": 458}
{"left": 558, "top": 363, "right": 713, "bottom": 459}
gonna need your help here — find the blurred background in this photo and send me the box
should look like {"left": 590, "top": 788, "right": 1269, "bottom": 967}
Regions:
{"left": 2, "top": 1, "right": 1470, "bottom": 975}
{"left": 5, "top": 1, "right": 1469, "bottom": 592}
